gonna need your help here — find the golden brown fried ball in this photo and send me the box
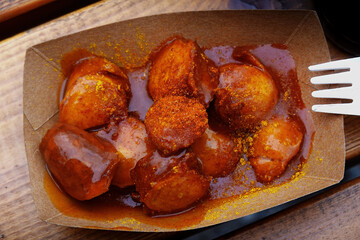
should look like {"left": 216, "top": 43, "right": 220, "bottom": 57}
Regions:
{"left": 148, "top": 37, "right": 219, "bottom": 106}
{"left": 131, "top": 150, "right": 210, "bottom": 214}
{"left": 59, "top": 72, "right": 131, "bottom": 130}
{"left": 249, "top": 117, "right": 304, "bottom": 183}
{"left": 96, "top": 116, "right": 154, "bottom": 188}
{"left": 145, "top": 95, "right": 208, "bottom": 155}
{"left": 214, "top": 63, "right": 278, "bottom": 130}
{"left": 65, "top": 55, "right": 128, "bottom": 94}
{"left": 191, "top": 128, "right": 239, "bottom": 177}
{"left": 39, "top": 123, "right": 119, "bottom": 200}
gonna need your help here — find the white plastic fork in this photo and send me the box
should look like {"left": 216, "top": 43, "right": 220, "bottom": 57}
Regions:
{"left": 309, "top": 57, "right": 360, "bottom": 116}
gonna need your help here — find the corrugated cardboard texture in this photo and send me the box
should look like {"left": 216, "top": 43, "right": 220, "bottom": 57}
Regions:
{"left": 23, "top": 10, "right": 345, "bottom": 231}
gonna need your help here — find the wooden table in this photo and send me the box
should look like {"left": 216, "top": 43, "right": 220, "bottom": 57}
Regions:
{"left": 0, "top": 0, "right": 53, "bottom": 23}
{"left": 0, "top": 0, "right": 359, "bottom": 239}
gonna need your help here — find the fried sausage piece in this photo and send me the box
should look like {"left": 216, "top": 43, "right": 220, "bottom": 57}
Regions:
{"left": 59, "top": 72, "right": 131, "bottom": 130}
{"left": 145, "top": 95, "right": 208, "bottom": 155}
{"left": 65, "top": 55, "right": 128, "bottom": 94}
{"left": 96, "top": 116, "right": 155, "bottom": 188}
{"left": 148, "top": 37, "right": 219, "bottom": 106}
{"left": 232, "top": 48, "right": 266, "bottom": 71}
{"left": 131, "top": 150, "right": 210, "bottom": 214}
{"left": 249, "top": 117, "right": 304, "bottom": 183}
{"left": 191, "top": 128, "right": 239, "bottom": 177}
{"left": 214, "top": 63, "right": 278, "bottom": 130}
{"left": 39, "top": 122, "right": 119, "bottom": 200}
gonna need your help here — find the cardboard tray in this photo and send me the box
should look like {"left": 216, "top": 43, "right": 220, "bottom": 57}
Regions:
{"left": 23, "top": 10, "right": 345, "bottom": 231}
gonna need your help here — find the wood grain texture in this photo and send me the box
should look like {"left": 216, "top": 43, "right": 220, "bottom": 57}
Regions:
{"left": 0, "top": 0, "right": 359, "bottom": 239}
{"left": 223, "top": 177, "right": 360, "bottom": 240}
{"left": 0, "top": 0, "right": 54, "bottom": 22}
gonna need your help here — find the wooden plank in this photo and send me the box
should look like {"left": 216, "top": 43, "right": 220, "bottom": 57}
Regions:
{"left": 224, "top": 177, "right": 360, "bottom": 240}
{"left": 0, "top": 0, "right": 54, "bottom": 22}
{"left": 0, "top": 0, "right": 359, "bottom": 239}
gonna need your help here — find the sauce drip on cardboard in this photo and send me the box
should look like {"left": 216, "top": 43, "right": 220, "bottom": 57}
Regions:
{"left": 40, "top": 36, "right": 314, "bottom": 228}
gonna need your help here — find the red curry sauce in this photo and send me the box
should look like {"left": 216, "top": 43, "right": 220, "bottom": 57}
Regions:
{"left": 44, "top": 43, "right": 314, "bottom": 230}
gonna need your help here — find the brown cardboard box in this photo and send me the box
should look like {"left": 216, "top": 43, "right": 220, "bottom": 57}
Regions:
{"left": 23, "top": 10, "right": 345, "bottom": 231}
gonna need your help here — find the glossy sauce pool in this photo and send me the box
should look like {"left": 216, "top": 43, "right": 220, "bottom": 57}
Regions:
{"left": 45, "top": 44, "right": 314, "bottom": 230}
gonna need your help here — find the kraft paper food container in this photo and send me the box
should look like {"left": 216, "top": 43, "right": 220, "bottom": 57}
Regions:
{"left": 23, "top": 10, "right": 345, "bottom": 231}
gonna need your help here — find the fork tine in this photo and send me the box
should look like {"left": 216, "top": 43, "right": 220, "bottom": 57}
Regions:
{"left": 308, "top": 57, "right": 360, "bottom": 71}
{"left": 312, "top": 86, "right": 354, "bottom": 100}
{"left": 310, "top": 57, "right": 360, "bottom": 116}
{"left": 310, "top": 71, "right": 352, "bottom": 85}
{"left": 312, "top": 103, "right": 358, "bottom": 115}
